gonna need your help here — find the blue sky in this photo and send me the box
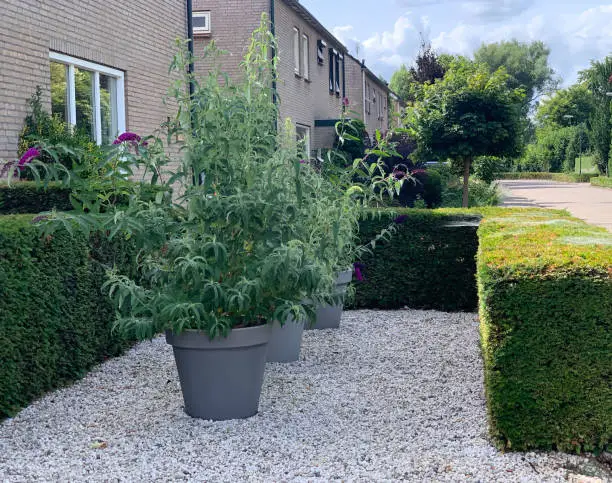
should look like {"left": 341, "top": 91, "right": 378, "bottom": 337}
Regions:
{"left": 300, "top": 0, "right": 612, "bottom": 86}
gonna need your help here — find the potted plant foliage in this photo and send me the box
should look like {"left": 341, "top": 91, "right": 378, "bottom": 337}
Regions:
{"left": 27, "top": 20, "right": 334, "bottom": 420}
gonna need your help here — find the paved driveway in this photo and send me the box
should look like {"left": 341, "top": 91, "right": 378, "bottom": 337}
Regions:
{"left": 498, "top": 180, "right": 612, "bottom": 231}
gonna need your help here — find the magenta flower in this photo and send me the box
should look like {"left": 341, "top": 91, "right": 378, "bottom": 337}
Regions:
{"left": 113, "top": 132, "right": 142, "bottom": 145}
{"left": 353, "top": 262, "right": 365, "bottom": 281}
{"left": 299, "top": 159, "right": 307, "bottom": 164}
{"left": 342, "top": 97, "right": 350, "bottom": 107}
{"left": 18, "top": 147, "right": 40, "bottom": 168}
{"left": 393, "top": 214, "right": 408, "bottom": 224}
{"left": 411, "top": 169, "right": 426, "bottom": 175}
{"left": 393, "top": 169, "right": 406, "bottom": 180}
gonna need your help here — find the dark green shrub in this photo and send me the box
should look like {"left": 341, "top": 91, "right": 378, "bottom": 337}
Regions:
{"left": 422, "top": 169, "right": 442, "bottom": 207}
{"left": 349, "top": 209, "right": 480, "bottom": 311}
{"left": 478, "top": 208, "right": 612, "bottom": 452}
{"left": 441, "top": 178, "right": 500, "bottom": 207}
{"left": 0, "top": 181, "right": 171, "bottom": 215}
{"left": 474, "top": 156, "right": 506, "bottom": 184}
{"left": 0, "top": 215, "right": 136, "bottom": 418}
{"left": 334, "top": 118, "right": 370, "bottom": 162}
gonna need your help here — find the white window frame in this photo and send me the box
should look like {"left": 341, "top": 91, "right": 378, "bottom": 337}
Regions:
{"left": 293, "top": 27, "right": 300, "bottom": 75}
{"left": 49, "top": 52, "right": 125, "bottom": 145}
{"left": 302, "top": 34, "right": 310, "bottom": 80}
{"left": 296, "top": 124, "right": 311, "bottom": 159}
{"left": 193, "top": 11, "right": 211, "bottom": 36}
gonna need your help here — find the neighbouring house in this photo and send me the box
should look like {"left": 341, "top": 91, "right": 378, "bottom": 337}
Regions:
{"left": 0, "top": 0, "right": 187, "bottom": 161}
{"left": 192, "top": 0, "right": 396, "bottom": 156}
{"left": 0, "top": 0, "right": 397, "bottom": 162}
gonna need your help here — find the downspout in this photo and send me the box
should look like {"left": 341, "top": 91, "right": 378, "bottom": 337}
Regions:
{"left": 361, "top": 62, "right": 366, "bottom": 124}
{"left": 270, "top": 0, "right": 277, "bottom": 106}
{"left": 341, "top": 55, "right": 346, "bottom": 100}
{"left": 186, "top": 0, "right": 201, "bottom": 185}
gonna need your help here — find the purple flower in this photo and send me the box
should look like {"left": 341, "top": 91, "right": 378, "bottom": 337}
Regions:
{"left": 353, "top": 262, "right": 365, "bottom": 281}
{"left": 342, "top": 97, "right": 350, "bottom": 107}
{"left": 393, "top": 214, "right": 408, "bottom": 225}
{"left": 31, "top": 215, "right": 49, "bottom": 224}
{"left": 113, "top": 132, "right": 142, "bottom": 145}
{"left": 18, "top": 147, "right": 40, "bottom": 169}
{"left": 299, "top": 159, "right": 307, "bottom": 164}
{"left": 393, "top": 169, "right": 406, "bottom": 180}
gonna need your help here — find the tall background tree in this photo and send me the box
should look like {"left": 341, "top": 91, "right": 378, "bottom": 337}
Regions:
{"left": 579, "top": 56, "right": 612, "bottom": 175}
{"left": 407, "top": 59, "right": 524, "bottom": 207}
{"left": 474, "top": 40, "right": 559, "bottom": 109}
{"left": 390, "top": 40, "right": 446, "bottom": 103}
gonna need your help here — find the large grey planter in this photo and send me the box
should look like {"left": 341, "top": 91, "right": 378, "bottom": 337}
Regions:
{"left": 267, "top": 317, "right": 305, "bottom": 363}
{"left": 308, "top": 269, "right": 353, "bottom": 330}
{"left": 166, "top": 324, "right": 271, "bottom": 421}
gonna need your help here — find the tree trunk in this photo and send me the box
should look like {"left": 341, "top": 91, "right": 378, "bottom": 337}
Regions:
{"left": 462, "top": 158, "right": 472, "bottom": 208}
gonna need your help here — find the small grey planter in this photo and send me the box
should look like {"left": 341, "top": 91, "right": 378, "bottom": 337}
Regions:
{"left": 308, "top": 269, "right": 353, "bottom": 330}
{"left": 267, "top": 317, "right": 305, "bottom": 363}
{"left": 166, "top": 324, "right": 271, "bottom": 421}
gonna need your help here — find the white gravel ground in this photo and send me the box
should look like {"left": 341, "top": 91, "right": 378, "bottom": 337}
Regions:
{"left": 0, "top": 310, "right": 609, "bottom": 482}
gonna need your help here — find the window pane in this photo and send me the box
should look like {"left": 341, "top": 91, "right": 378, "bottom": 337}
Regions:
{"left": 100, "top": 74, "right": 117, "bottom": 144}
{"left": 302, "top": 35, "right": 309, "bottom": 79}
{"left": 193, "top": 15, "right": 207, "bottom": 29}
{"left": 293, "top": 28, "right": 300, "bottom": 74}
{"left": 74, "top": 68, "right": 94, "bottom": 140}
{"left": 50, "top": 62, "right": 68, "bottom": 122}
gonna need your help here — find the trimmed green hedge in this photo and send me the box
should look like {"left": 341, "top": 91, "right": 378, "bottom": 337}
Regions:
{"left": 353, "top": 206, "right": 611, "bottom": 452}
{"left": 350, "top": 209, "right": 481, "bottom": 312}
{"left": 496, "top": 172, "right": 598, "bottom": 182}
{"left": 0, "top": 182, "right": 72, "bottom": 213}
{"left": 590, "top": 176, "right": 612, "bottom": 189}
{"left": 0, "top": 181, "right": 171, "bottom": 214}
{"left": 477, "top": 208, "right": 611, "bottom": 452}
{"left": 0, "top": 215, "right": 135, "bottom": 418}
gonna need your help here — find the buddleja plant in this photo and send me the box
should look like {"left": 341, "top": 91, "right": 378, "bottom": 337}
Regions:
{"left": 28, "top": 16, "right": 402, "bottom": 339}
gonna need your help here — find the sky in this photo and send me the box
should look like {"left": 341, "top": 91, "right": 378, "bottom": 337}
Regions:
{"left": 300, "top": 0, "right": 612, "bottom": 86}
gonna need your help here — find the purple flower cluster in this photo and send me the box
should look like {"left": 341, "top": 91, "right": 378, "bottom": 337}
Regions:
{"left": 342, "top": 97, "right": 350, "bottom": 107}
{"left": 113, "top": 132, "right": 142, "bottom": 145}
{"left": 393, "top": 169, "right": 406, "bottom": 180}
{"left": 393, "top": 214, "right": 409, "bottom": 225}
{"left": 18, "top": 147, "right": 40, "bottom": 169}
{"left": 353, "top": 262, "right": 366, "bottom": 281}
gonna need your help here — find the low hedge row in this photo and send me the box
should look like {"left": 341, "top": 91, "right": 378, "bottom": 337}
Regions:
{"left": 477, "top": 208, "right": 611, "bottom": 453}
{"left": 0, "top": 215, "right": 136, "bottom": 418}
{"left": 350, "top": 209, "right": 481, "bottom": 312}
{"left": 590, "top": 176, "right": 612, "bottom": 189}
{"left": 352, "top": 207, "right": 611, "bottom": 452}
{"left": 0, "top": 181, "right": 171, "bottom": 214}
{"left": 496, "top": 172, "right": 599, "bottom": 182}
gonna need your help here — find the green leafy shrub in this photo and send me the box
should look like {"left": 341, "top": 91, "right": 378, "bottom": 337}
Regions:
{"left": 497, "top": 172, "right": 598, "bottom": 182}
{"left": 333, "top": 118, "right": 370, "bottom": 162}
{"left": 478, "top": 208, "right": 612, "bottom": 452}
{"left": 590, "top": 176, "right": 612, "bottom": 188}
{"left": 18, "top": 87, "right": 103, "bottom": 176}
{"left": 442, "top": 178, "right": 500, "bottom": 207}
{"left": 474, "top": 156, "right": 508, "bottom": 184}
{"left": 0, "top": 215, "right": 135, "bottom": 418}
{"left": 422, "top": 169, "right": 442, "bottom": 207}
{"left": 349, "top": 209, "right": 480, "bottom": 311}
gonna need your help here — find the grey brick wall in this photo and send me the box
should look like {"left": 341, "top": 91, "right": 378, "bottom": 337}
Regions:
{"left": 0, "top": 0, "right": 186, "bottom": 160}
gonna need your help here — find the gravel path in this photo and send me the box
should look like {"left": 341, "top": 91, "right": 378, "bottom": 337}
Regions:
{"left": 0, "top": 310, "right": 608, "bottom": 482}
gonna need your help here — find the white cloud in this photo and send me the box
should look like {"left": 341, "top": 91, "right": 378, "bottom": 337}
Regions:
{"left": 431, "top": 5, "right": 612, "bottom": 85}
{"left": 462, "top": 0, "right": 534, "bottom": 21}
{"left": 331, "top": 25, "right": 355, "bottom": 45}
{"left": 362, "top": 14, "right": 415, "bottom": 53}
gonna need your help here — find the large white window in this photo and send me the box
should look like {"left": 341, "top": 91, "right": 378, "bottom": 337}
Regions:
{"left": 302, "top": 34, "right": 310, "bottom": 80}
{"left": 49, "top": 52, "right": 125, "bottom": 145}
{"left": 192, "top": 11, "right": 211, "bottom": 36}
{"left": 293, "top": 27, "right": 300, "bottom": 75}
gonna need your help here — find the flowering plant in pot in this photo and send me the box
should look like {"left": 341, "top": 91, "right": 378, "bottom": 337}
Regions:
{"left": 303, "top": 116, "right": 406, "bottom": 329}
{"left": 28, "top": 19, "right": 335, "bottom": 420}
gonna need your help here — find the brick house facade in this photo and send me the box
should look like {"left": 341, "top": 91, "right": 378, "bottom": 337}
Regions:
{"left": 191, "top": 0, "right": 394, "bottom": 155}
{"left": 0, "top": 0, "right": 395, "bottom": 161}
{"left": 0, "top": 0, "right": 186, "bottom": 161}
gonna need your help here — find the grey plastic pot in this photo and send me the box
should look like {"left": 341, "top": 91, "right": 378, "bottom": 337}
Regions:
{"left": 307, "top": 269, "right": 353, "bottom": 330}
{"left": 266, "top": 316, "right": 305, "bottom": 363}
{"left": 166, "top": 324, "right": 271, "bottom": 421}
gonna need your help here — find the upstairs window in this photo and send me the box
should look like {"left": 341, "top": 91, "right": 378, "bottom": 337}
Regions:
{"left": 317, "top": 39, "right": 326, "bottom": 64}
{"left": 293, "top": 27, "right": 300, "bottom": 75}
{"left": 302, "top": 34, "right": 310, "bottom": 80}
{"left": 329, "top": 49, "right": 342, "bottom": 95}
{"left": 50, "top": 52, "right": 125, "bottom": 145}
{"left": 193, "top": 11, "right": 211, "bottom": 36}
